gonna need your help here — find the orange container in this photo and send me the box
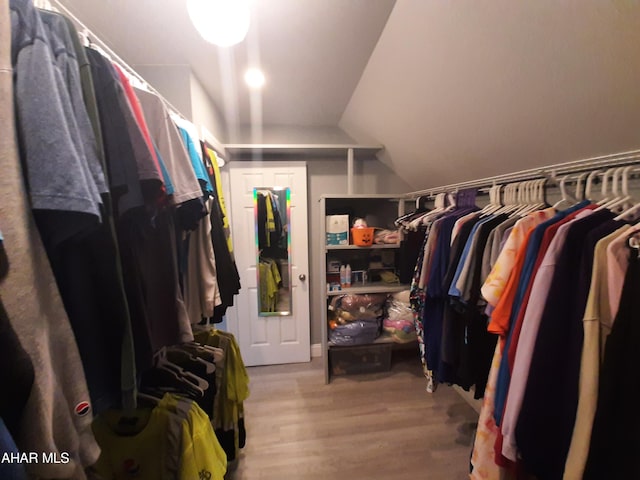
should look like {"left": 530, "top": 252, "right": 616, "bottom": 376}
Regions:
{"left": 351, "top": 227, "right": 375, "bottom": 246}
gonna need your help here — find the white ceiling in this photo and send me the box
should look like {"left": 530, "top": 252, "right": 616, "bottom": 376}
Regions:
{"left": 57, "top": 0, "right": 640, "bottom": 190}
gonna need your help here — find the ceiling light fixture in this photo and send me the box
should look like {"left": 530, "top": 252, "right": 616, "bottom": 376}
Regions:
{"left": 187, "top": 0, "right": 251, "bottom": 47}
{"left": 244, "top": 68, "right": 265, "bottom": 89}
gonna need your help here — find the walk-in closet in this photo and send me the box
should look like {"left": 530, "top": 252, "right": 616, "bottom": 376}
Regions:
{"left": 2, "top": 1, "right": 640, "bottom": 479}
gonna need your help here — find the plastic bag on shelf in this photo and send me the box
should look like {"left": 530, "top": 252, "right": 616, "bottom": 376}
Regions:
{"left": 328, "top": 293, "right": 389, "bottom": 313}
{"left": 382, "top": 291, "right": 416, "bottom": 343}
{"left": 386, "top": 300, "right": 413, "bottom": 322}
{"left": 391, "top": 289, "right": 410, "bottom": 304}
{"left": 334, "top": 307, "right": 383, "bottom": 324}
{"left": 329, "top": 319, "right": 381, "bottom": 346}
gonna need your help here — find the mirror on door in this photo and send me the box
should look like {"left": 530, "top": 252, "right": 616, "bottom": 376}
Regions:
{"left": 254, "top": 187, "right": 291, "bottom": 316}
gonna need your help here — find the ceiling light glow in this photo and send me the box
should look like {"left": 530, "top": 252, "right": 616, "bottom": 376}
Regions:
{"left": 245, "top": 68, "right": 265, "bottom": 89}
{"left": 187, "top": 0, "right": 250, "bottom": 47}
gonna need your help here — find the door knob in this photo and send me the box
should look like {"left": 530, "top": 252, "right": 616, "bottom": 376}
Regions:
{"left": 299, "top": 274, "right": 306, "bottom": 281}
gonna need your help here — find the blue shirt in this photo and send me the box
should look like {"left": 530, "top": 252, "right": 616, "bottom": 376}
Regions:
{"left": 448, "top": 214, "right": 494, "bottom": 299}
{"left": 177, "top": 126, "right": 213, "bottom": 194}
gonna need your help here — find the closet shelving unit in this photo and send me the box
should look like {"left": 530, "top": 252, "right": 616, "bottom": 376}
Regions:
{"left": 320, "top": 194, "right": 413, "bottom": 383}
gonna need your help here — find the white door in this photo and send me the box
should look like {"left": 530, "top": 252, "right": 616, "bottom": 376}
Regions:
{"left": 227, "top": 162, "right": 310, "bottom": 366}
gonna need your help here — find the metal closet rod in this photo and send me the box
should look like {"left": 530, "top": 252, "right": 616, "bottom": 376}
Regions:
{"left": 406, "top": 149, "right": 640, "bottom": 199}
{"left": 45, "top": 0, "right": 226, "bottom": 157}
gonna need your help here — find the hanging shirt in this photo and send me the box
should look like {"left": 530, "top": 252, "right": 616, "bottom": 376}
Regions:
{"left": 113, "top": 65, "right": 163, "bottom": 179}
{"left": 481, "top": 208, "right": 555, "bottom": 307}
{"left": 516, "top": 209, "right": 615, "bottom": 479}
{"left": 583, "top": 253, "right": 640, "bottom": 479}
{"left": 7, "top": 3, "right": 101, "bottom": 478}
{"left": 206, "top": 147, "right": 234, "bottom": 254}
{"left": 563, "top": 225, "right": 630, "bottom": 480}
{"left": 39, "top": 10, "right": 108, "bottom": 198}
{"left": 177, "top": 125, "right": 213, "bottom": 194}
{"left": 184, "top": 197, "right": 222, "bottom": 323}
{"left": 499, "top": 206, "right": 595, "bottom": 462}
{"left": 470, "top": 343, "right": 503, "bottom": 480}
{"left": 606, "top": 224, "right": 640, "bottom": 321}
{"left": 135, "top": 87, "right": 203, "bottom": 205}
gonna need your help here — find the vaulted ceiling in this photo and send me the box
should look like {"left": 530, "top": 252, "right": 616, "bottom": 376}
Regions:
{"left": 57, "top": 0, "right": 640, "bottom": 190}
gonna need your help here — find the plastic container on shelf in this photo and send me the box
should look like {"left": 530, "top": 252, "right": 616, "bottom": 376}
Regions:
{"left": 351, "top": 227, "right": 375, "bottom": 246}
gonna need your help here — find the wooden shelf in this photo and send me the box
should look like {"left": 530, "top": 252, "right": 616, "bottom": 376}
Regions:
{"left": 325, "top": 243, "right": 400, "bottom": 251}
{"left": 328, "top": 333, "right": 418, "bottom": 348}
{"left": 327, "top": 283, "right": 409, "bottom": 296}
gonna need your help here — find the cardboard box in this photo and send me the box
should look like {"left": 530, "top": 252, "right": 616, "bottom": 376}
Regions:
{"left": 325, "top": 215, "right": 349, "bottom": 245}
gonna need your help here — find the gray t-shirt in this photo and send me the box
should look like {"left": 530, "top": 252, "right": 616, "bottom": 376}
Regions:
{"left": 11, "top": 0, "right": 104, "bottom": 247}
{"left": 135, "top": 87, "right": 203, "bottom": 205}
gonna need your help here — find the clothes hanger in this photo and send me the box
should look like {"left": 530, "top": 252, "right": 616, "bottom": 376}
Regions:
{"left": 520, "top": 180, "right": 542, "bottom": 215}
{"left": 165, "top": 347, "right": 216, "bottom": 375}
{"left": 596, "top": 167, "right": 624, "bottom": 211}
{"left": 614, "top": 168, "right": 640, "bottom": 221}
{"left": 153, "top": 348, "right": 209, "bottom": 392}
{"left": 553, "top": 175, "right": 576, "bottom": 209}
{"left": 596, "top": 168, "right": 617, "bottom": 205}
{"left": 412, "top": 192, "right": 447, "bottom": 228}
{"left": 140, "top": 366, "right": 204, "bottom": 400}
{"left": 604, "top": 166, "right": 634, "bottom": 214}
{"left": 478, "top": 184, "right": 501, "bottom": 216}
{"left": 584, "top": 169, "right": 601, "bottom": 202}
{"left": 574, "top": 171, "right": 589, "bottom": 201}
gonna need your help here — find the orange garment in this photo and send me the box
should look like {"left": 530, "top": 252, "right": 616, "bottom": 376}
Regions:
{"left": 487, "top": 229, "right": 535, "bottom": 336}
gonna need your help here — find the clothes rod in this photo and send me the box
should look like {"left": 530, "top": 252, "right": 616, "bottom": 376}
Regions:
{"left": 407, "top": 149, "right": 640, "bottom": 199}
{"left": 46, "top": 0, "right": 226, "bottom": 158}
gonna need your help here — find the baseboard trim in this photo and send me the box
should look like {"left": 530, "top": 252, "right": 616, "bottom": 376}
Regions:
{"left": 453, "top": 385, "right": 482, "bottom": 414}
{"left": 311, "top": 343, "right": 322, "bottom": 358}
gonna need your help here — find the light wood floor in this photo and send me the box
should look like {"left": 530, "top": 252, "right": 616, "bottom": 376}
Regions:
{"left": 228, "top": 352, "right": 479, "bottom": 480}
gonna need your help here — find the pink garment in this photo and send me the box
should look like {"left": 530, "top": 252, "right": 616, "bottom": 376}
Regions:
{"left": 606, "top": 224, "right": 640, "bottom": 320}
{"left": 500, "top": 210, "right": 593, "bottom": 461}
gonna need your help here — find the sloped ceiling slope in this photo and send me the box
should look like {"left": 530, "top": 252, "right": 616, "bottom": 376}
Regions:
{"left": 340, "top": 0, "right": 640, "bottom": 190}
{"left": 57, "top": 0, "right": 396, "bottom": 137}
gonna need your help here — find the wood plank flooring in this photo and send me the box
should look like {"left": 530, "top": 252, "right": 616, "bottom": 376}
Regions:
{"left": 228, "top": 352, "right": 479, "bottom": 480}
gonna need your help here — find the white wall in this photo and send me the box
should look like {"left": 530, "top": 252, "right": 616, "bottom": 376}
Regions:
{"left": 135, "top": 65, "right": 193, "bottom": 118}
{"left": 232, "top": 125, "right": 357, "bottom": 145}
{"left": 190, "top": 74, "right": 228, "bottom": 143}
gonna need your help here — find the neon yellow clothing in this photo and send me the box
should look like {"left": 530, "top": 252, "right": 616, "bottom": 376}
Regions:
{"left": 93, "top": 395, "right": 227, "bottom": 480}
{"left": 259, "top": 260, "right": 280, "bottom": 312}
{"left": 207, "top": 148, "right": 233, "bottom": 254}
{"left": 92, "top": 408, "right": 171, "bottom": 480}
{"left": 194, "top": 329, "right": 250, "bottom": 461}
{"left": 159, "top": 395, "right": 227, "bottom": 480}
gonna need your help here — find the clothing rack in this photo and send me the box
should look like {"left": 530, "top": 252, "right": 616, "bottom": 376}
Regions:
{"left": 406, "top": 149, "right": 640, "bottom": 199}
{"left": 44, "top": 0, "right": 227, "bottom": 158}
